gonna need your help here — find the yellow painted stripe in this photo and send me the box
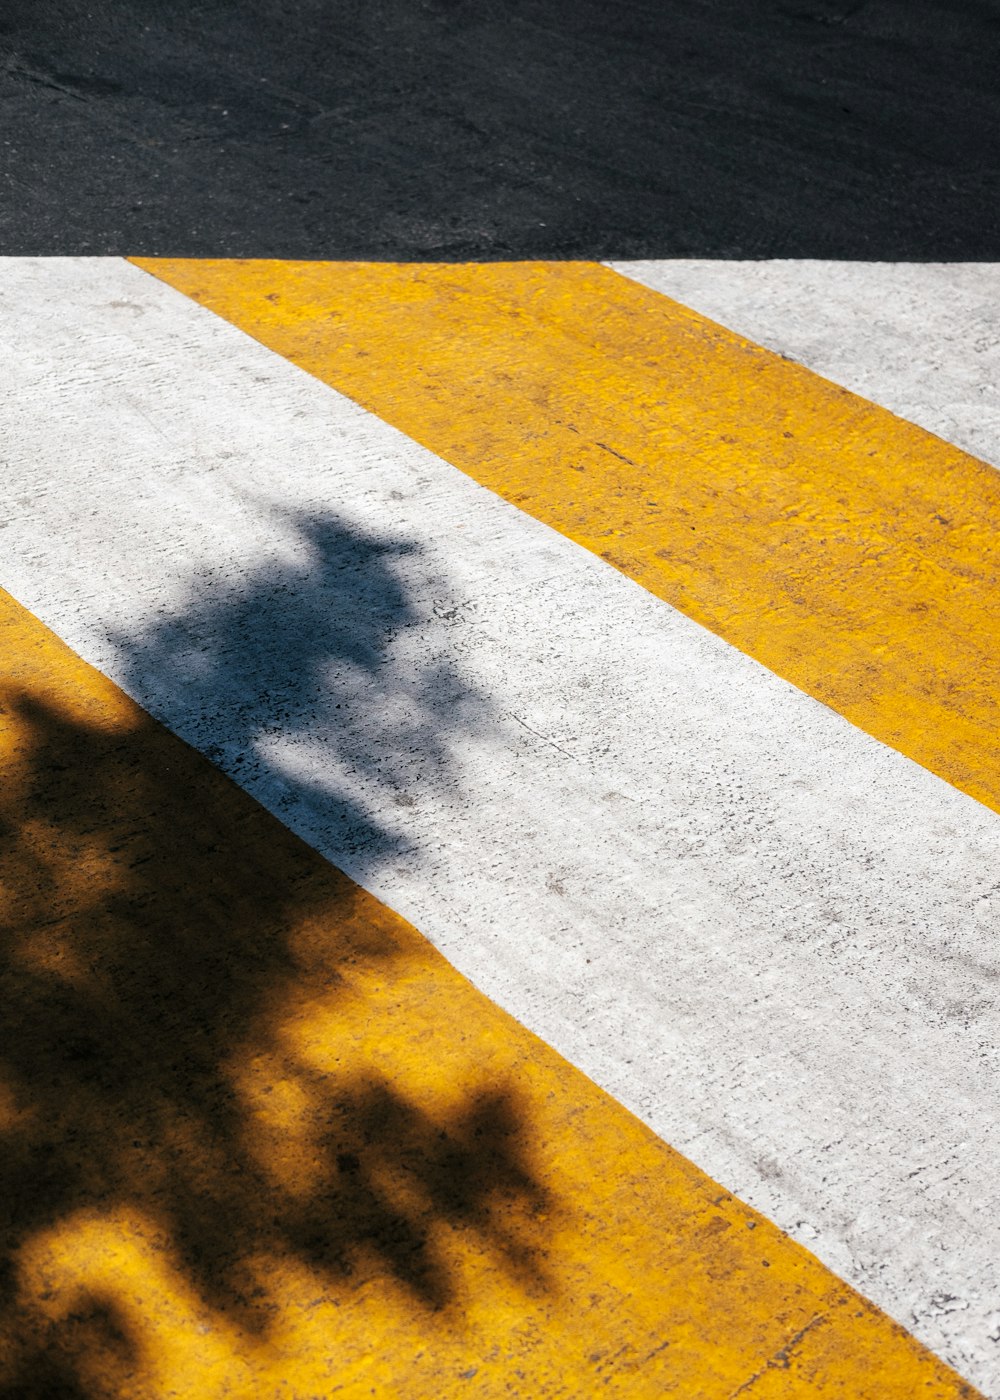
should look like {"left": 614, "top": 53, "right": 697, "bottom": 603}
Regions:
{"left": 0, "top": 587, "right": 976, "bottom": 1397}
{"left": 135, "top": 258, "right": 1000, "bottom": 816}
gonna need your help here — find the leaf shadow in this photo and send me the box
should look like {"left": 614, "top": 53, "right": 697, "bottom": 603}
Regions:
{"left": 0, "top": 509, "right": 553, "bottom": 1395}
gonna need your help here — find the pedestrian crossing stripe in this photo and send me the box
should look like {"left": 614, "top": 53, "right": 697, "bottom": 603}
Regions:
{"left": 1, "top": 581, "right": 974, "bottom": 1397}
{"left": 134, "top": 257, "right": 1000, "bottom": 817}
{"left": 3, "top": 254, "right": 991, "bottom": 1400}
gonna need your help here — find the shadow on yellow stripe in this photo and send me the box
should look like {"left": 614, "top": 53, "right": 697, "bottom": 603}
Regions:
{"left": 0, "top": 593, "right": 977, "bottom": 1395}
{"left": 134, "top": 258, "right": 1000, "bottom": 818}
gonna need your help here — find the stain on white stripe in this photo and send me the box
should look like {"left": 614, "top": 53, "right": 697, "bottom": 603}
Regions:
{"left": 2, "top": 257, "right": 999, "bottom": 1394}
{"left": 608, "top": 259, "right": 1000, "bottom": 469}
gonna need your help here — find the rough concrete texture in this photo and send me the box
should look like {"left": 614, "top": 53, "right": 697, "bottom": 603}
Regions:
{"left": 140, "top": 256, "right": 1000, "bottom": 821}
{"left": 2, "top": 257, "right": 1000, "bottom": 1391}
{"left": 11, "top": 580, "right": 943, "bottom": 1400}
{"left": 610, "top": 260, "right": 1000, "bottom": 470}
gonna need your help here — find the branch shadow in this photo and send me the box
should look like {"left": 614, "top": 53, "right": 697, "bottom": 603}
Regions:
{"left": 0, "top": 509, "right": 552, "bottom": 1395}
{"left": 112, "top": 509, "right": 490, "bottom": 878}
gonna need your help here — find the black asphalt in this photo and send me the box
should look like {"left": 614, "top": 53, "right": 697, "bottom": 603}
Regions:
{"left": 1, "top": 0, "right": 998, "bottom": 260}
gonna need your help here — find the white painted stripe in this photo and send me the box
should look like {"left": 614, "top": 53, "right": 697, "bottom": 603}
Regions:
{"left": 2, "top": 256, "right": 999, "bottom": 1393}
{"left": 608, "top": 259, "right": 1000, "bottom": 469}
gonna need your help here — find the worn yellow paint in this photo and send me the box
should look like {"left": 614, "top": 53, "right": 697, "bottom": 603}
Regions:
{"left": 135, "top": 257, "right": 1000, "bottom": 815}
{"left": 0, "top": 588, "right": 978, "bottom": 1396}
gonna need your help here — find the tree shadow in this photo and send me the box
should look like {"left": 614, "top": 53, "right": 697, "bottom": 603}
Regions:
{"left": 110, "top": 509, "right": 485, "bottom": 878}
{"left": 0, "top": 511, "right": 552, "bottom": 1395}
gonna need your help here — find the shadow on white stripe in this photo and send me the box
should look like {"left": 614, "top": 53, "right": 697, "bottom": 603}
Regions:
{"left": 2, "top": 256, "right": 999, "bottom": 1394}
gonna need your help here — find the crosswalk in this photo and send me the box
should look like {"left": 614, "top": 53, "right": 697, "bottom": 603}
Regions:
{"left": 2, "top": 255, "right": 997, "bottom": 1396}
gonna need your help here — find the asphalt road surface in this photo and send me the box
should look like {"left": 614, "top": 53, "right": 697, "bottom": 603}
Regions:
{"left": 2, "top": 0, "right": 999, "bottom": 259}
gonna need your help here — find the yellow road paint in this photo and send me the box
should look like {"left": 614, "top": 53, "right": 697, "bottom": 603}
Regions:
{"left": 0, "top": 586, "right": 977, "bottom": 1396}
{"left": 135, "top": 258, "right": 1000, "bottom": 815}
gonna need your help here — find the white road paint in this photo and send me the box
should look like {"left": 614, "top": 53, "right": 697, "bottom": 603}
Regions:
{"left": 609, "top": 260, "right": 1000, "bottom": 469}
{"left": 3, "top": 257, "right": 1000, "bottom": 1392}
